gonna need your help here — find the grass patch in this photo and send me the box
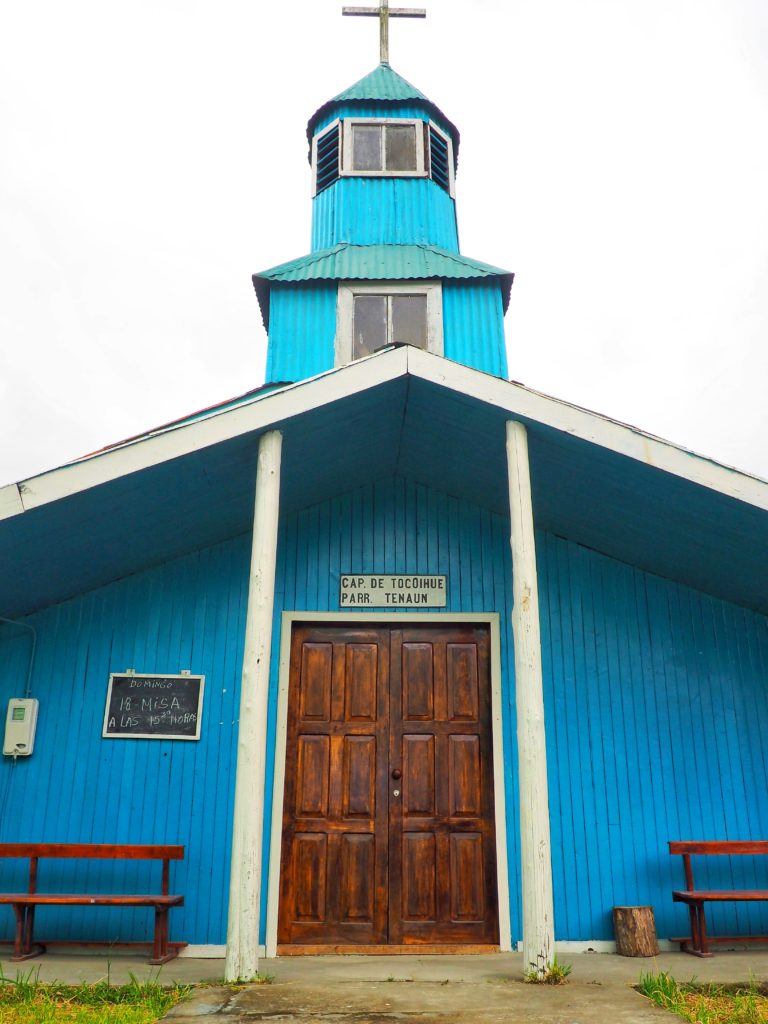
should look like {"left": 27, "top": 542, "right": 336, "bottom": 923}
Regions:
{"left": 639, "top": 971, "right": 768, "bottom": 1023}
{"left": 524, "top": 953, "right": 572, "bottom": 984}
{"left": 0, "top": 968, "right": 190, "bottom": 1024}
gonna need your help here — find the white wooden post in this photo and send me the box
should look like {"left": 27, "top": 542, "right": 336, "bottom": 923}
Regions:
{"left": 225, "top": 429, "right": 282, "bottom": 982}
{"left": 506, "top": 419, "right": 555, "bottom": 977}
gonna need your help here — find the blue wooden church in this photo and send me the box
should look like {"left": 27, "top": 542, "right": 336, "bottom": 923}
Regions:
{"left": 2, "top": 7, "right": 768, "bottom": 979}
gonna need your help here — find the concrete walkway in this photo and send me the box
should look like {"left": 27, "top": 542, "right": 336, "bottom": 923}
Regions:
{"left": 2, "top": 950, "right": 768, "bottom": 1022}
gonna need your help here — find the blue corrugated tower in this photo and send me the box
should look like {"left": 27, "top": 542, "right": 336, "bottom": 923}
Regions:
{"left": 255, "top": 60, "right": 514, "bottom": 385}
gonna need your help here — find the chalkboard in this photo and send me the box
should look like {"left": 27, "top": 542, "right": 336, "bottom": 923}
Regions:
{"left": 102, "top": 673, "right": 205, "bottom": 740}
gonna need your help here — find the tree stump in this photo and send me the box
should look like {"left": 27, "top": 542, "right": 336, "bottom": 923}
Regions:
{"left": 613, "top": 906, "right": 659, "bottom": 957}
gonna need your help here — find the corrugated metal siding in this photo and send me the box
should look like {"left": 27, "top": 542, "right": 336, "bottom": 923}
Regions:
{"left": 312, "top": 177, "right": 459, "bottom": 251}
{"left": 0, "top": 536, "right": 250, "bottom": 945}
{"left": 263, "top": 476, "right": 522, "bottom": 941}
{"left": 266, "top": 284, "right": 337, "bottom": 383}
{"left": 443, "top": 282, "right": 509, "bottom": 378}
{"left": 538, "top": 531, "right": 768, "bottom": 940}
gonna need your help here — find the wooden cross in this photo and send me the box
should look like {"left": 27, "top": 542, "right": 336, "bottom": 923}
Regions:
{"left": 342, "top": 1, "right": 426, "bottom": 65}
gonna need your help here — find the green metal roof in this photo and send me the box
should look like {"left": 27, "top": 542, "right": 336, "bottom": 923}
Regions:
{"left": 307, "top": 64, "right": 459, "bottom": 157}
{"left": 332, "top": 63, "right": 430, "bottom": 104}
{"left": 252, "top": 243, "right": 513, "bottom": 325}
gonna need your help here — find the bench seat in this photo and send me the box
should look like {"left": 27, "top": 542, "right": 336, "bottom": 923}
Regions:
{"left": 0, "top": 894, "right": 183, "bottom": 906}
{"left": 0, "top": 843, "right": 185, "bottom": 964}
{"left": 669, "top": 841, "right": 768, "bottom": 956}
{"left": 673, "top": 890, "right": 768, "bottom": 902}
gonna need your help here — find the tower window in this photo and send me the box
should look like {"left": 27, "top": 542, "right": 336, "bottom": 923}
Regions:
{"left": 336, "top": 282, "right": 443, "bottom": 365}
{"left": 353, "top": 293, "right": 427, "bottom": 357}
{"left": 312, "top": 118, "right": 454, "bottom": 196}
{"left": 342, "top": 119, "right": 425, "bottom": 177}
{"left": 351, "top": 122, "right": 418, "bottom": 172}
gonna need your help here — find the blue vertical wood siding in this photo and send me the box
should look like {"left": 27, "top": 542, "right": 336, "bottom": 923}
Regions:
{"left": 3, "top": 471, "right": 767, "bottom": 949}
{"left": 0, "top": 537, "right": 250, "bottom": 946}
{"left": 538, "top": 531, "right": 768, "bottom": 941}
{"left": 266, "top": 284, "right": 337, "bottom": 383}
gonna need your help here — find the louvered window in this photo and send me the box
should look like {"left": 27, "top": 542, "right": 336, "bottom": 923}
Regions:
{"left": 313, "top": 121, "right": 340, "bottom": 195}
{"left": 429, "top": 125, "right": 451, "bottom": 194}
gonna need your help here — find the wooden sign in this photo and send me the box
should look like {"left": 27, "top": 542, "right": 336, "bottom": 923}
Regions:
{"left": 340, "top": 574, "right": 447, "bottom": 607}
{"left": 103, "top": 673, "right": 204, "bottom": 740}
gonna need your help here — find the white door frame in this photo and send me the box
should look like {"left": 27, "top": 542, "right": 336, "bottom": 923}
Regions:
{"left": 265, "top": 611, "right": 513, "bottom": 957}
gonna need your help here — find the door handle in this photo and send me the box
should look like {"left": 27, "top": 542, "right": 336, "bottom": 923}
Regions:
{"left": 391, "top": 769, "right": 402, "bottom": 780}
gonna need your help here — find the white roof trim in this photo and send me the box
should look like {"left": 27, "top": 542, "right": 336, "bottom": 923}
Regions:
{"left": 3, "top": 346, "right": 767, "bottom": 522}
{"left": 406, "top": 348, "right": 768, "bottom": 512}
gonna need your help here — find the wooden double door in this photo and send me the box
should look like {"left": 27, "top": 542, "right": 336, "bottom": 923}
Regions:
{"left": 278, "top": 622, "right": 499, "bottom": 950}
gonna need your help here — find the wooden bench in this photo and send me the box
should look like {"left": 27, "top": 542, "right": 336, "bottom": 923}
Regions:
{"left": 0, "top": 843, "right": 185, "bottom": 964}
{"left": 669, "top": 840, "right": 768, "bottom": 957}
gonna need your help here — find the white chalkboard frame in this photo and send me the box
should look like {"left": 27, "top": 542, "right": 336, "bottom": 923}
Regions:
{"left": 102, "top": 672, "right": 205, "bottom": 740}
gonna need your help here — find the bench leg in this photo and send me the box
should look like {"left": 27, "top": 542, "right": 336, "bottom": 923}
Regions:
{"left": 11, "top": 905, "right": 46, "bottom": 961}
{"left": 696, "top": 902, "right": 713, "bottom": 957}
{"left": 148, "top": 906, "right": 177, "bottom": 965}
{"left": 679, "top": 901, "right": 714, "bottom": 958}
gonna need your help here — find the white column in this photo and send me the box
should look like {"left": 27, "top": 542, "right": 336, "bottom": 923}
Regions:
{"left": 225, "top": 429, "right": 283, "bottom": 982}
{"left": 505, "top": 420, "right": 555, "bottom": 977}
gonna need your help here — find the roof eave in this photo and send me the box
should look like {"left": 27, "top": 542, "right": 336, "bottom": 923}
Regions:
{"left": 5, "top": 347, "right": 767, "bottom": 522}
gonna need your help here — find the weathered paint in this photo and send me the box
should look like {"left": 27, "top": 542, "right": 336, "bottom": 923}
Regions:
{"left": 311, "top": 176, "right": 459, "bottom": 252}
{"left": 507, "top": 422, "right": 554, "bottom": 973}
{"left": 226, "top": 430, "right": 282, "bottom": 980}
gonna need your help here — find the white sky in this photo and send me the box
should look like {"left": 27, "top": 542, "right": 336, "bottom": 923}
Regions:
{"left": 1, "top": 0, "right": 767, "bottom": 488}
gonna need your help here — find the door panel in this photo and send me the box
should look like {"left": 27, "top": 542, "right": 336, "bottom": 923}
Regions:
{"left": 389, "top": 626, "right": 498, "bottom": 944}
{"left": 279, "top": 622, "right": 498, "bottom": 947}
{"left": 278, "top": 626, "right": 389, "bottom": 944}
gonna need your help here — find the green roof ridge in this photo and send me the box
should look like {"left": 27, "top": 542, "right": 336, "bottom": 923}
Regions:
{"left": 331, "top": 63, "right": 429, "bottom": 104}
{"left": 306, "top": 65, "right": 459, "bottom": 157}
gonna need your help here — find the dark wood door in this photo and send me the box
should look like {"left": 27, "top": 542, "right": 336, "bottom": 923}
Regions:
{"left": 278, "top": 622, "right": 498, "bottom": 948}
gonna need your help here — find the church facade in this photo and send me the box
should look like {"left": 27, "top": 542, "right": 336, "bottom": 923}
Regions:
{"left": 2, "top": 50, "right": 768, "bottom": 978}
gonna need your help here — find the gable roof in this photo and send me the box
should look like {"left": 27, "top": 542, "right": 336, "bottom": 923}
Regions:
{"left": 307, "top": 63, "right": 460, "bottom": 157}
{"left": 252, "top": 243, "right": 513, "bottom": 325}
{"left": 2, "top": 348, "right": 768, "bottom": 620}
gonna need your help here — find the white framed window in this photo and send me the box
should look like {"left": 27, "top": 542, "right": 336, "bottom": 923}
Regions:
{"left": 311, "top": 118, "right": 455, "bottom": 196}
{"left": 336, "top": 281, "right": 443, "bottom": 365}
{"left": 341, "top": 119, "right": 426, "bottom": 178}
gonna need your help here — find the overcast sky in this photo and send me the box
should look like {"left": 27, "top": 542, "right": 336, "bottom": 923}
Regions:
{"left": 1, "top": 0, "right": 767, "bottom": 488}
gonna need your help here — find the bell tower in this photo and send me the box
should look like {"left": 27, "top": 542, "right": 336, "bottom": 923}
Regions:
{"left": 253, "top": 5, "right": 513, "bottom": 385}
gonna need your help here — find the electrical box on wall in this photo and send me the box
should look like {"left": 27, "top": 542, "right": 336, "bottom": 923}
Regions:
{"left": 3, "top": 699, "right": 39, "bottom": 756}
